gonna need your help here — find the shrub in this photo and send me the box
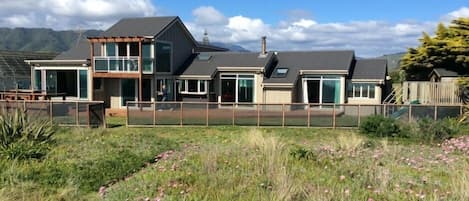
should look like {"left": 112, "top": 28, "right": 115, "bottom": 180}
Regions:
{"left": 417, "top": 118, "right": 460, "bottom": 142}
{"left": 0, "top": 109, "right": 56, "bottom": 160}
{"left": 359, "top": 115, "right": 401, "bottom": 137}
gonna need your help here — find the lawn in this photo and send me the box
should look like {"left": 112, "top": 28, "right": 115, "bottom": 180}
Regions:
{"left": 0, "top": 122, "right": 468, "bottom": 200}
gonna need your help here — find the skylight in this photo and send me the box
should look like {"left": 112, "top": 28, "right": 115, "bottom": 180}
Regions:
{"left": 273, "top": 68, "right": 289, "bottom": 78}
{"left": 197, "top": 53, "right": 212, "bottom": 61}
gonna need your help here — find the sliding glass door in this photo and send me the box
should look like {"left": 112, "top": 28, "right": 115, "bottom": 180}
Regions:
{"left": 304, "top": 76, "right": 341, "bottom": 105}
{"left": 220, "top": 74, "right": 255, "bottom": 103}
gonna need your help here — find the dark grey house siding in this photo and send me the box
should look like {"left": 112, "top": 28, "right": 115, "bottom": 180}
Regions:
{"left": 157, "top": 22, "right": 196, "bottom": 74}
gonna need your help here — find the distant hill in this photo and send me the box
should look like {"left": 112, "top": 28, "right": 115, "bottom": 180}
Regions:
{"left": 0, "top": 28, "right": 102, "bottom": 53}
{"left": 0, "top": 27, "right": 248, "bottom": 53}
{"left": 377, "top": 52, "right": 405, "bottom": 71}
{"left": 211, "top": 42, "right": 249, "bottom": 52}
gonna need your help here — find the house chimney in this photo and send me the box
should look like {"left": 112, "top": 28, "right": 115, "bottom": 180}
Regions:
{"left": 261, "top": 36, "right": 267, "bottom": 55}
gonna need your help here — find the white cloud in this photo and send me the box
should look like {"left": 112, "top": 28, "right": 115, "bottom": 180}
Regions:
{"left": 0, "top": 0, "right": 156, "bottom": 30}
{"left": 444, "top": 7, "right": 469, "bottom": 20}
{"left": 192, "top": 6, "right": 226, "bottom": 25}
{"left": 188, "top": 7, "right": 451, "bottom": 57}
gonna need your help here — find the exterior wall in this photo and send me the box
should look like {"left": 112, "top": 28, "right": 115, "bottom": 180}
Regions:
{"left": 255, "top": 73, "right": 263, "bottom": 103}
{"left": 347, "top": 85, "right": 382, "bottom": 105}
{"left": 104, "top": 79, "right": 121, "bottom": 108}
{"left": 263, "top": 89, "right": 292, "bottom": 103}
{"left": 157, "top": 21, "right": 196, "bottom": 74}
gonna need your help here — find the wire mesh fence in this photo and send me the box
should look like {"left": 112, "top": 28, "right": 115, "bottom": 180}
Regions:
{"left": 127, "top": 102, "right": 464, "bottom": 128}
{"left": 0, "top": 100, "right": 106, "bottom": 128}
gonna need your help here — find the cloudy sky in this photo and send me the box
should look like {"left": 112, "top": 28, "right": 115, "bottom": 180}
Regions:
{"left": 0, "top": 0, "right": 468, "bottom": 57}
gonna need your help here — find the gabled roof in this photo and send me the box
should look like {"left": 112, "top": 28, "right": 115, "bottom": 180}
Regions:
{"left": 350, "top": 59, "right": 387, "bottom": 80}
{"left": 264, "top": 51, "right": 355, "bottom": 84}
{"left": 101, "top": 16, "right": 178, "bottom": 37}
{"left": 430, "top": 68, "right": 468, "bottom": 78}
{"left": 179, "top": 52, "right": 274, "bottom": 78}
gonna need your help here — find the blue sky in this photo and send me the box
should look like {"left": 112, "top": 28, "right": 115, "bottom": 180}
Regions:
{"left": 0, "top": 0, "right": 468, "bottom": 57}
{"left": 156, "top": 0, "right": 468, "bottom": 23}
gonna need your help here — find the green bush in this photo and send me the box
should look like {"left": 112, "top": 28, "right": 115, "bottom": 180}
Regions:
{"left": 0, "top": 109, "right": 56, "bottom": 160}
{"left": 359, "top": 115, "right": 401, "bottom": 137}
{"left": 417, "top": 118, "right": 460, "bottom": 142}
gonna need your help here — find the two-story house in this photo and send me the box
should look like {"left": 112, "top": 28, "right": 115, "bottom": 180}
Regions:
{"left": 27, "top": 16, "right": 388, "bottom": 110}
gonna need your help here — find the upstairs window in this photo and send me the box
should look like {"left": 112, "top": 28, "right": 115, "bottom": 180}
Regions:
{"left": 155, "top": 41, "right": 171, "bottom": 73}
{"left": 105, "top": 43, "right": 116, "bottom": 56}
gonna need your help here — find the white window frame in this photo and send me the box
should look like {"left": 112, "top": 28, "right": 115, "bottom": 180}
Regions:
{"left": 219, "top": 73, "right": 256, "bottom": 103}
{"left": 179, "top": 80, "right": 207, "bottom": 95}
{"left": 349, "top": 83, "right": 375, "bottom": 99}
{"left": 302, "top": 76, "right": 341, "bottom": 104}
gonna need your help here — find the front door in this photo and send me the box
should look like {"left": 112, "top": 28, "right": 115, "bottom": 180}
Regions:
{"left": 121, "top": 79, "right": 136, "bottom": 106}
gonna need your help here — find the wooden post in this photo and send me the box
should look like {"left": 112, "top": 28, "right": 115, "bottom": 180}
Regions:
{"left": 49, "top": 101, "right": 53, "bottom": 122}
{"left": 408, "top": 104, "right": 412, "bottom": 123}
{"left": 76, "top": 101, "right": 79, "bottom": 126}
{"left": 434, "top": 104, "right": 438, "bottom": 121}
{"left": 180, "top": 102, "right": 183, "bottom": 127}
{"left": 126, "top": 103, "right": 129, "bottom": 127}
{"left": 257, "top": 103, "right": 260, "bottom": 127}
{"left": 332, "top": 104, "right": 336, "bottom": 129}
{"left": 90, "top": 42, "right": 94, "bottom": 101}
{"left": 206, "top": 102, "right": 209, "bottom": 127}
{"left": 282, "top": 104, "right": 285, "bottom": 128}
{"left": 138, "top": 40, "right": 143, "bottom": 102}
{"left": 87, "top": 104, "right": 91, "bottom": 128}
{"left": 307, "top": 104, "right": 311, "bottom": 127}
{"left": 357, "top": 104, "right": 361, "bottom": 127}
{"left": 152, "top": 102, "right": 156, "bottom": 126}
{"left": 102, "top": 102, "right": 106, "bottom": 128}
{"left": 232, "top": 103, "right": 235, "bottom": 126}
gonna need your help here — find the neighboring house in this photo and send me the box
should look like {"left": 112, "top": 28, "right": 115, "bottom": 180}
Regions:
{"left": 429, "top": 68, "right": 469, "bottom": 82}
{"left": 26, "top": 16, "right": 388, "bottom": 109}
{"left": 0, "top": 50, "right": 57, "bottom": 90}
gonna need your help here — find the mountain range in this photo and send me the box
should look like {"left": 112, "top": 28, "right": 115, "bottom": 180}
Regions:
{"left": 0, "top": 28, "right": 249, "bottom": 53}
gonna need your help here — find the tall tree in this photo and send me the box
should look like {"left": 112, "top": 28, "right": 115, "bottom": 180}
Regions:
{"left": 400, "top": 18, "right": 469, "bottom": 80}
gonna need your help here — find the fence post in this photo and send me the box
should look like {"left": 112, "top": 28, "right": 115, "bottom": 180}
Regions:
{"left": 383, "top": 104, "right": 387, "bottom": 117}
{"left": 232, "top": 103, "right": 235, "bottom": 126}
{"left": 23, "top": 100, "right": 26, "bottom": 112}
{"left": 76, "top": 101, "right": 79, "bottom": 126}
{"left": 102, "top": 103, "right": 106, "bottom": 128}
{"left": 206, "top": 102, "right": 209, "bottom": 127}
{"left": 307, "top": 104, "right": 311, "bottom": 128}
{"left": 49, "top": 101, "right": 53, "bottom": 122}
{"left": 257, "top": 103, "right": 260, "bottom": 127}
{"left": 152, "top": 102, "right": 156, "bottom": 127}
{"left": 460, "top": 104, "right": 464, "bottom": 117}
{"left": 126, "top": 103, "right": 129, "bottom": 127}
{"left": 332, "top": 104, "right": 336, "bottom": 129}
{"left": 434, "top": 104, "right": 437, "bottom": 121}
{"left": 282, "top": 104, "right": 285, "bottom": 128}
{"left": 408, "top": 104, "right": 412, "bottom": 123}
{"left": 180, "top": 102, "right": 183, "bottom": 127}
{"left": 357, "top": 104, "right": 361, "bottom": 127}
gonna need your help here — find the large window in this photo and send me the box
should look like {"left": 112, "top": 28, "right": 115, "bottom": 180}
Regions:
{"left": 105, "top": 43, "right": 116, "bottom": 56}
{"left": 155, "top": 42, "right": 171, "bottom": 72}
{"left": 303, "top": 76, "right": 341, "bottom": 104}
{"left": 179, "top": 80, "right": 207, "bottom": 94}
{"left": 221, "top": 74, "right": 255, "bottom": 103}
{"left": 348, "top": 83, "right": 375, "bottom": 99}
{"left": 79, "top": 70, "right": 88, "bottom": 99}
{"left": 34, "top": 70, "right": 42, "bottom": 90}
{"left": 142, "top": 43, "right": 153, "bottom": 73}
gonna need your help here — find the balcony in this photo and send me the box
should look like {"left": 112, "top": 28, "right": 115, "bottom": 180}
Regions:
{"left": 94, "top": 56, "right": 140, "bottom": 73}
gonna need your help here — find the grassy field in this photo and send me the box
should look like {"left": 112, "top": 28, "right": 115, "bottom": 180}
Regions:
{"left": 0, "top": 122, "right": 468, "bottom": 200}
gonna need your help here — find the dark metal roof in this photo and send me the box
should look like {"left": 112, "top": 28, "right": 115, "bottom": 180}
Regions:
{"left": 264, "top": 51, "right": 355, "bottom": 84}
{"left": 0, "top": 50, "right": 57, "bottom": 77}
{"left": 54, "top": 39, "right": 98, "bottom": 60}
{"left": 351, "top": 59, "right": 387, "bottom": 80}
{"left": 180, "top": 52, "right": 274, "bottom": 77}
{"left": 195, "top": 43, "right": 229, "bottom": 52}
{"left": 100, "top": 17, "right": 177, "bottom": 37}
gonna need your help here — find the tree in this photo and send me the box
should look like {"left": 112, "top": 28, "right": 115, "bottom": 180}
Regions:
{"left": 400, "top": 18, "right": 469, "bottom": 80}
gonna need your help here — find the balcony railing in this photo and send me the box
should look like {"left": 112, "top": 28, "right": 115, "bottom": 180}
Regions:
{"left": 94, "top": 56, "right": 139, "bottom": 73}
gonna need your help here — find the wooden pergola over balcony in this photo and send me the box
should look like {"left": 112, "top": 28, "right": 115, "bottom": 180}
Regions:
{"left": 88, "top": 36, "right": 151, "bottom": 102}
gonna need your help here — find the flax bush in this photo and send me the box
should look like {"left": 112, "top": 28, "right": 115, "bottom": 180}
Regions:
{"left": 0, "top": 109, "right": 56, "bottom": 160}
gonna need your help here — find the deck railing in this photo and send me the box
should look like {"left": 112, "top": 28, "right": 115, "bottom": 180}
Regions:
{"left": 94, "top": 56, "right": 140, "bottom": 73}
{"left": 126, "top": 101, "right": 463, "bottom": 128}
{"left": 0, "top": 100, "right": 106, "bottom": 128}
